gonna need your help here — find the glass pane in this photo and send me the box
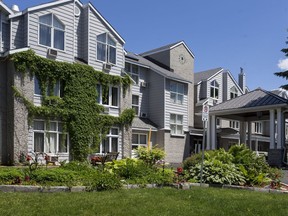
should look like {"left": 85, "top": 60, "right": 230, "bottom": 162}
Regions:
{"left": 111, "top": 87, "right": 118, "bottom": 106}
{"left": 34, "top": 133, "right": 44, "bottom": 152}
{"left": 97, "top": 33, "right": 106, "bottom": 43}
{"left": 215, "top": 88, "right": 219, "bottom": 98}
{"left": 132, "top": 134, "right": 138, "bottom": 144}
{"left": 177, "top": 115, "right": 183, "bottom": 124}
{"left": 170, "top": 114, "right": 176, "bottom": 123}
{"left": 132, "top": 95, "right": 139, "bottom": 105}
{"left": 140, "top": 135, "right": 146, "bottom": 144}
{"left": 111, "top": 137, "right": 118, "bottom": 152}
{"left": 59, "top": 134, "right": 68, "bottom": 152}
{"left": 53, "top": 15, "right": 64, "bottom": 30}
{"left": 170, "top": 82, "right": 177, "bottom": 92}
{"left": 109, "top": 46, "right": 116, "bottom": 64}
{"left": 108, "top": 35, "right": 116, "bottom": 46}
{"left": 177, "top": 94, "right": 183, "bottom": 104}
{"left": 177, "top": 125, "right": 183, "bottom": 134}
{"left": 48, "top": 122, "right": 57, "bottom": 131}
{"left": 34, "top": 121, "right": 44, "bottom": 130}
{"left": 102, "top": 138, "right": 109, "bottom": 153}
{"left": 60, "top": 80, "right": 65, "bottom": 97}
{"left": 58, "top": 123, "right": 63, "bottom": 132}
{"left": 97, "top": 43, "right": 106, "bottom": 61}
{"left": 102, "top": 88, "right": 109, "bottom": 105}
{"left": 47, "top": 133, "right": 57, "bottom": 153}
{"left": 39, "top": 14, "right": 52, "bottom": 25}
{"left": 54, "top": 29, "right": 64, "bottom": 50}
{"left": 178, "top": 84, "right": 184, "bottom": 94}
{"left": 125, "top": 63, "right": 130, "bottom": 72}
{"left": 39, "top": 24, "right": 51, "bottom": 47}
{"left": 34, "top": 77, "right": 41, "bottom": 95}
{"left": 132, "top": 65, "right": 138, "bottom": 74}
{"left": 171, "top": 124, "right": 176, "bottom": 134}
{"left": 170, "top": 93, "right": 176, "bottom": 103}
{"left": 111, "top": 128, "right": 118, "bottom": 135}
{"left": 132, "top": 75, "right": 139, "bottom": 84}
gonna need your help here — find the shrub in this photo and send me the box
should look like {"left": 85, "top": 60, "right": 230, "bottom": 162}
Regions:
{"left": 86, "top": 170, "right": 122, "bottom": 191}
{"left": 135, "top": 146, "right": 165, "bottom": 166}
{"left": 0, "top": 168, "right": 23, "bottom": 185}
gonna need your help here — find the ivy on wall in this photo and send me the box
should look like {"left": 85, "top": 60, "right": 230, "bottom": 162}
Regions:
{"left": 11, "top": 50, "right": 134, "bottom": 161}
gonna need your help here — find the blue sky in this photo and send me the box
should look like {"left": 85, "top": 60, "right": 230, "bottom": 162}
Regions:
{"left": 3, "top": 0, "right": 288, "bottom": 90}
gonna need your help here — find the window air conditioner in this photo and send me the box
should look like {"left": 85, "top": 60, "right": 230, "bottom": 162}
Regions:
{"left": 140, "top": 81, "right": 147, "bottom": 88}
{"left": 47, "top": 48, "right": 58, "bottom": 57}
{"left": 103, "top": 63, "right": 112, "bottom": 71}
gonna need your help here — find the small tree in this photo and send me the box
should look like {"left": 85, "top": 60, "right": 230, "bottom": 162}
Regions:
{"left": 135, "top": 146, "right": 165, "bottom": 166}
{"left": 274, "top": 35, "right": 288, "bottom": 89}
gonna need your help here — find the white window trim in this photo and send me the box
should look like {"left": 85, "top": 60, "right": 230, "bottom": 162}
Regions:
{"left": 254, "top": 122, "right": 263, "bottom": 134}
{"left": 170, "top": 81, "right": 184, "bottom": 105}
{"left": 170, "top": 113, "right": 184, "bottom": 135}
{"left": 96, "top": 32, "right": 117, "bottom": 65}
{"left": 230, "top": 86, "right": 238, "bottom": 99}
{"left": 99, "top": 127, "right": 119, "bottom": 153}
{"left": 38, "top": 13, "right": 66, "bottom": 51}
{"left": 97, "top": 84, "right": 119, "bottom": 108}
{"left": 33, "top": 120, "right": 69, "bottom": 155}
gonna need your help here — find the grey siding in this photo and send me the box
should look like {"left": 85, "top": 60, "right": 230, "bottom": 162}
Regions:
{"left": 223, "top": 72, "right": 228, "bottom": 101}
{"left": 11, "top": 16, "right": 25, "bottom": 49}
{"left": 76, "top": 5, "right": 87, "bottom": 61}
{"left": 1, "top": 22, "right": 10, "bottom": 52}
{"left": 148, "top": 71, "right": 165, "bottom": 128}
{"left": 207, "top": 72, "right": 223, "bottom": 104}
{"left": 146, "top": 50, "right": 170, "bottom": 68}
{"left": 28, "top": 1, "right": 75, "bottom": 62}
{"left": 88, "top": 7, "right": 124, "bottom": 75}
{"left": 165, "top": 79, "right": 188, "bottom": 132}
{"left": 226, "top": 73, "right": 242, "bottom": 100}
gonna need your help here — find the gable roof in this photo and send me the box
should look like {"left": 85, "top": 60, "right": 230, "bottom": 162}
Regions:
{"left": 0, "top": 1, "right": 14, "bottom": 14}
{"left": 210, "top": 88, "right": 288, "bottom": 114}
{"left": 132, "top": 117, "right": 158, "bottom": 131}
{"left": 140, "top": 41, "right": 195, "bottom": 58}
{"left": 126, "top": 52, "right": 191, "bottom": 84}
{"left": 194, "top": 67, "right": 223, "bottom": 84}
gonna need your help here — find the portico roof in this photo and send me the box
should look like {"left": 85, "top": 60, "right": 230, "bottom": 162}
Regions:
{"left": 209, "top": 88, "right": 288, "bottom": 120}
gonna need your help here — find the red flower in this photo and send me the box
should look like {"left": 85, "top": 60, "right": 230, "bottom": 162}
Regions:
{"left": 177, "top": 167, "right": 183, "bottom": 174}
{"left": 44, "top": 155, "right": 49, "bottom": 161}
{"left": 26, "top": 155, "right": 32, "bottom": 161}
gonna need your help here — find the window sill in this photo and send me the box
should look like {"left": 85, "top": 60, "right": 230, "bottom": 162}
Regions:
{"left": 170, "top": 134, "right": 185, "bottom": 138}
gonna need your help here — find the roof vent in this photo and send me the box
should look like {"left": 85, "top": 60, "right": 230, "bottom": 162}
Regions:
{"left": 11, "top": 4, "right": 20, "bottom": 12}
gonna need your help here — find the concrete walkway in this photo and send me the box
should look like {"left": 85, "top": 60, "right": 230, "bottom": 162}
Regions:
{"left": 281, "top": 169, "right": 288, "bottom": 184}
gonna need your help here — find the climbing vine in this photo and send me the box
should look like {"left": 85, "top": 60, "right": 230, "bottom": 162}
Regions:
{"left": 11, "top": 50, "right": 134, "bottom": 161}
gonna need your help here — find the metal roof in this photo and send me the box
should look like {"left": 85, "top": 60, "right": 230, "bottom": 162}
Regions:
{"left": 210, "top": 88, "right": 288, "bottom": 114}
{"left": 194, "top": 67, "right": 223, "bottom": 84}
{"left": 126, "top": 52, "right": 191, "bottom": 84}
{"left": 132, "top": 117, "right": 158, "bottom": 131}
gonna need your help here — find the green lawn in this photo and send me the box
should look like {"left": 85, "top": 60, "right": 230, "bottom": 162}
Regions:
{"left": 0, "top": 187, "right": 287, "bottom": 216}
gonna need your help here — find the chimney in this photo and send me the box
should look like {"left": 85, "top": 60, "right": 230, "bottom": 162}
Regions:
{"left": 238, "top": 67, "right": 246, "bottom": 92}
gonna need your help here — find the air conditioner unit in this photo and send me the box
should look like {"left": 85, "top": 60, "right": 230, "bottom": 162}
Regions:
{"left": 103, "top": 63, "right": 112, "bottom": 71}
{"left": 140, "top": 112, "right": 148, "bottom": 118}
{"left": 140, "top": 81, "right": 148, "bottom": 88}
{"left": 47, "top": 48, "right": 58, "bottom": 57}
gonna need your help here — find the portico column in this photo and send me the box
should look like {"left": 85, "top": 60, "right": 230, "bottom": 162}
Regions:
{"left": 277, "top": 108, "right": 283, "bottom": 149}
{"left": 247, "top": 121, "right": 252, "bottom": 150}
{"left": 270, "top": 109, "right": 275, "bottom": 149}
{"left": 211, "top": 115, "right": 216, "bottom": 150}
{"left": 239, "top": 121, "right": 247, "bottom": 145}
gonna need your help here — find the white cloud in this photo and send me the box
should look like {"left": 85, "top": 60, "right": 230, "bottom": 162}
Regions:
{"left": 278, "top": 58, "right": 288, "bottom": 70}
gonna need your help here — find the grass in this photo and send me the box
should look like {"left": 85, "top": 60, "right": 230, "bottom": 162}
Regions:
{"left": 0, "top": 187, "right": 287, "bottom": 216}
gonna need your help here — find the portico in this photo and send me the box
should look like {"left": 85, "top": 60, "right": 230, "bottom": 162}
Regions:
{"left": 208, "top": 88, "right": 288, "bottom": 167}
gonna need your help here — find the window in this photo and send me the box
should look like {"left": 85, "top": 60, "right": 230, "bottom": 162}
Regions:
{"left": 39, "top": 14, "right": 65, "bottom": 50}
{"left": 33, "top": 120, "right": 68, "bottom": 154}
{"left": 170, "top": 114, "right": 183, "bottom": 135}
{"left": 170, "top": 81, "right": 184, "bottom": 104}
{"left": 34, "top": 77, "right": 64, "bottom": 97}
{"left": 132, "top": 95, "right": 139, "bottom": 115}
{"left": 230, "top": 86, "right": 238, "bottom": 99}
{"left": 230, "top": 121, "right": 239, "bottom": 129}
{"left": 254, "top": 122, "right": 262, "bottom": 134}
{"left": 125, "top": 63, "right": 139, "bottom": 84}
{"left": 97, "top": 33, "right": 116, "bottom": 64}
{"left": 132, "top": 133, "right": 147, "bottom": 150}
{"left": 210, "top": 80, "right": 219, "bottom": 99}
{"left": 100, "top": 128, "right": 119, "bottom": 153}
{"left": 96, "top": 84, "right": 119, "bottom": 107}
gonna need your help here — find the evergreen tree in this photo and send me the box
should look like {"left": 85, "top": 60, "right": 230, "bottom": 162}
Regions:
{"left": 275, "top": 37, "right": 288, "bottom": 89}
